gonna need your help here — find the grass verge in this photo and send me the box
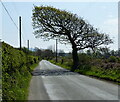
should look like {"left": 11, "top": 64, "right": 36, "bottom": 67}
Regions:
{"left": 49, "top": 60, "right": 71, "bottom": 70}
{"left": 25, "top": 62, "right": 39, "bottom": 100}
{"left": 49, "top": 60, "right": 120, "bottom": 85}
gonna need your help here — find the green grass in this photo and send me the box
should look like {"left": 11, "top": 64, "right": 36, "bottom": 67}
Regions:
{"left": 49, "top": 60, "right": 71, "bottom": 70}
{"left": 26, "top": 62, "right": 39, "bottom": 100}
{"left": 49, "top": 59, "right": 120, "bottom": 85}
{"left": 75, "top": 66, "right": 120, "bottom": 84}
{"left": 30, "top": 62, "right": 39, "bottom": 71}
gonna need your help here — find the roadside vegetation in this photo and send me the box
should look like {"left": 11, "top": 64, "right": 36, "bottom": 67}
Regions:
{"left": 2, "top": 42, "right": 39, "bottom": 101}
{"left": 32, "top": 6, "right": 120, "bottom": 84}
{"left": 32, "top": 6, "right": 112, "bottom": 72}
{"left": 49, "top": 48, "right": 120, "bottom": 84}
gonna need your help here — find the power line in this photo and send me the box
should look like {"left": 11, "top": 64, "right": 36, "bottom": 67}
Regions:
{"left": 0, "top": 1, "right": 28, "bottom": 48}
{"left": 0, "top": 0, "right": 18, "bottom": 29}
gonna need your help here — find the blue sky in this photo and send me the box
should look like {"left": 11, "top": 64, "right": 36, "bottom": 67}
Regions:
{"left": 1, "top": 1, "right": 118, "bottom": 52}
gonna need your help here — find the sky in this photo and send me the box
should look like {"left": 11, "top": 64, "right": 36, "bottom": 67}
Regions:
{"left": 1, "top": 0, "right": 118, "bottom": 52}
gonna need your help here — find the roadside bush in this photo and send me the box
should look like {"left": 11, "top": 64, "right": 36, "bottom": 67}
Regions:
{"left": 2, "top": 42, "right": 39, "bottom": 101}
{"left": 116, "top": 56, "right": 120, "bottom": 63}
{"left": 78, "top": 53, "right": 92, "bottom": 65}
{"left": 108, "top": 56, "right": 117, "bottom": 62}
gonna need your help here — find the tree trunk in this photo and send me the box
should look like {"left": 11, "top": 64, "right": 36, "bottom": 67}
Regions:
{"left": 67, "top": 33, "right": 79, "bottom": 72}
{"left": 71, "top": 47, "right": 79, "bottom": 72}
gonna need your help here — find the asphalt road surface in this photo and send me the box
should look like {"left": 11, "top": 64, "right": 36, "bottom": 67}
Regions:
{"left": 28, "top": 60, "right": 119, "bottom": 101}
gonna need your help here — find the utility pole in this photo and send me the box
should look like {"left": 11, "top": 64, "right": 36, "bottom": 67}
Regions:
{"left": 118, "top": 2, "right": 120, "bottom": 51}
{"left": 56, "top": 39, "right": 58, "bottom": 62}
{"left": 27, "top": 40, "right": 29, "bottom": 50}
{"left": 19, "top": 16, "right": 21, "bottom": 50}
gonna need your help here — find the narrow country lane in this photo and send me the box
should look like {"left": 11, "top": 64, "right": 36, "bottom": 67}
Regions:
{"left": 28, "top": 60, "right": 119, "bottom": 101}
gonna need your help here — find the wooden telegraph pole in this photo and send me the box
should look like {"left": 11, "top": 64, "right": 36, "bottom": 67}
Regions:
{"left": 19, "top": 16, "right": 22, "bottom": 50}
{"left": 27, "top": 40, "right": 29, "bottom": 50}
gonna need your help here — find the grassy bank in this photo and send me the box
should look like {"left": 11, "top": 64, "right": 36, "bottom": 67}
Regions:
{"left": 49, "top": 54, "right": 120, "bottom": 84}
{"left": 2, "top": 42, "right": 39, "bottom": 101}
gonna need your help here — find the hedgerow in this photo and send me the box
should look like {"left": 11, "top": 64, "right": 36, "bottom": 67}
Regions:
{"left": 2, "top": 42, "right": 39, "bottom": 101}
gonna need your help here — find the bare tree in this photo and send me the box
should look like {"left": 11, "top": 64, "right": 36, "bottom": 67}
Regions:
{"left": 32, "top": 6, "right": 113, "bottom": 71}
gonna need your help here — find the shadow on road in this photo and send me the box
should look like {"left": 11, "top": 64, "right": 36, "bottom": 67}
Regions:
{"left": 31, "top": 68, "right": 77, "bottom": 76}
